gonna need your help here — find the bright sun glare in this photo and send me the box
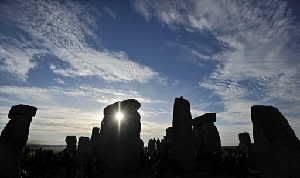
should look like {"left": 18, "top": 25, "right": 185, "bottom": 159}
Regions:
{"left": 115, "top": 111, "right": 124, "bottom": 121}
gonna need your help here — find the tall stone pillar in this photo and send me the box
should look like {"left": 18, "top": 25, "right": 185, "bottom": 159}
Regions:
{"left": 171, "top": 96, "right": 194, "bottom": 170}
{"left": 0, "top": 104, "right": 37, "bottom": 178}
{"left": 98, "top": 99, "right": 142, "bottom": 172}
{"left": 90, "top": 127, "right": 100, "bottom": 156}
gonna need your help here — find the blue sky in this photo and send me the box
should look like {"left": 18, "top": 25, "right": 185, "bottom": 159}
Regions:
{"left": 0, "top": 0, "right": 299, "bottom": 146}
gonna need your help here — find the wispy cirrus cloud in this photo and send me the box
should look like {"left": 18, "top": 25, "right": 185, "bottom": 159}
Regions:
{"left": 0, "top": 85, "right": 164, "bottom": 107}
{"left": 0, "top": 0, "right": 158, "bottom": 83}
{"left": 134, "top": 0, "right": 300, "bottom": 112}
{"left": 134, "top": 0, "right": 300, "bottom": 143}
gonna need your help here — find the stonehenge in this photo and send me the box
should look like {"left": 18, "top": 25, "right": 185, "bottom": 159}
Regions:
{"left": 1, "top": 100, "right": 299, "bottom": 178}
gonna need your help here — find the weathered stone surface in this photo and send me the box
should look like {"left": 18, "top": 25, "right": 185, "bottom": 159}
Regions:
{"left": 65, "top": 136, "right": 77, "bottom": 154}
{"left": 192, "top": 113, "right": 221, "bottom": 154}
{"left": 0, "top": 104, "right": 37, "bottom": 178}
{"left": 251, "top": 105, "right": 300, "bottom": 178}
{"left": 171, "top": 96, "right": 194, "bottom": 170}
{"left": 98, "top": 99, "right": 142, "bottom": 172}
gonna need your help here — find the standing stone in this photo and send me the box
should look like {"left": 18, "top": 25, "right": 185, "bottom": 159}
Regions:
{"left": 238, "top": 132, "right": 251, "bottom": 156}
{"left": 78, "top": 137, "right": 91, "bottom": 155}
{"left": 0, "top": 104, "right": 37, "bottom": 178}
{"left": 165, "top": 127, "right": 175, "bottom": 159}
{"left": 171, "top": 96, "right": 194, "bottom": 170}
{"left": 156, "top": 138, "right": 160, "bottom": 150}
{"left": 90, "top": 127, "right": 100, "bottom": 156}
{"left": 148, "top": 138, "right": 156, "bottom": 154}
{"left": 78, "top": 136, "right": 91, "bottom": 164}
{"left": 91, "top": 127, "right": 100, "bottom": 144}
{"left": 251, "top": 105, "right": 300, "bottom": 178}
{"left": 98, "top": 99, "right": 142, "bottom": 172}
{"left": 63, "top": 136, "right": 77, "bottom": 178}
{"left": 166, "top": 127, "right": 174, "bottom": 144}
{"left": 65, "top": 136, "right": 77, "bottom": 154}
{"left": 192, "top": 113, "right": 221, "bottom": 155}
{"left": 158, "top": 136, "right": 168, "bottom": 160}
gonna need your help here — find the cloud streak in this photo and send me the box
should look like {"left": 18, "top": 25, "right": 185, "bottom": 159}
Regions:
{"left": 134, "top": 0, "right": 300, "bottom": 144}
{"left": 0, "top": 0, "right": 158, "bottom": 83}
{"left": 134, "top": 0, "right": 300, "bottom": 113}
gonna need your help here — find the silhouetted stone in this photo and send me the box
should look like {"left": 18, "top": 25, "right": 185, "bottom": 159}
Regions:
{"left": 156, "top": 138, "right": 160, "bottom": 150}
{"left": 65, "top": 136, "right": 77, "bottom": 154}
{"left": 193, "top": 113, "right": 221, "bottom": 154}
{"left": 78, "top": 137, "right": 90, "bottom": 154}
{"left": 166, "top": 127, "right": 174, "bottom": 144}
{"left": 192, "top": 113, "right": 216, "bottom": 125}
{"left": 238, "top": 132, "right": 251, "bottom": 156}
{"left": 171, "top": 96, "right": 195, "bottom": 170}
{"left": 98, "top": 99, "right": 142, "bottom": 172}
{"left": 91, "top": 127, "right": 100, "bottom": 143}
{"left": 239, "top": 132, "right": 251, "bottom": 145}
{"left": 251, "top": 105, "right": 300, "bottom": 178}
{"left": 90, "top": 127, "right": 100, "bottom": 156}
{"left": 148, "top": 138, "right": 156, "bottom": 154}
{"left": 0, "top": 104, "right": 37, "bottom": 178}
{"left": 63, "top": 136, "right": 77, "bottom": 178}
{"left": 78, "top": 136, "right": 91, "bottom": 164}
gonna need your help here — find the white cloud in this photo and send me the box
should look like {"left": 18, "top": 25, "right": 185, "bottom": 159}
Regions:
{"left": 54, "top": 78, "right": 65, "bottom": 85}
{"left": 0, "top": 0, "right": 158, "bottom": 83}
{"left": 134, "top": 0, "right": 300, "bottom": 104}
{"left": 49, "top": 48, "right": 158, "bottom": 83}
{"left": 134, "top": 0, "right": 300, "bottom": 106}
{"left": 134, "top": 0, "right": 300, "bottom": 143}
{"left": 0, "top": 40, "right": 41, "bottom": 80}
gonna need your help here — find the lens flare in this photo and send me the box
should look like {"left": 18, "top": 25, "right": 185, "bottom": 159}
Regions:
{"left": 115, "top": 111, "right": 124, "bottom": 121}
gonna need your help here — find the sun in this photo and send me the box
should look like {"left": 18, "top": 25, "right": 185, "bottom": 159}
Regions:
{"left": 115, "top": 111, "right": 124, "bottom": 122}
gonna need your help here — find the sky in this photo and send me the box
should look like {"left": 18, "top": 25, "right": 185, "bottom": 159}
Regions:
{"left": 0, "top": 0, "right": 299, "bottom": 146}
